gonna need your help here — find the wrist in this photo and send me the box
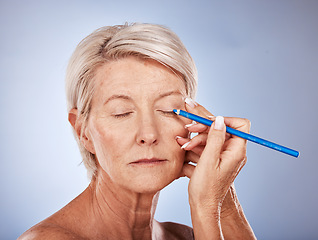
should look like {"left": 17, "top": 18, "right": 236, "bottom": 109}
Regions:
{"left": 190, "top": 203, "right": 224, "bottom": 240}
{"left": 221, "top": 199, "right": 242, "bottom": 219}
{"left": 190, "top": 200, "right": 222, "bottom": 225}
{"left": 220, "top": 184, "right": 242, "bottom": 218}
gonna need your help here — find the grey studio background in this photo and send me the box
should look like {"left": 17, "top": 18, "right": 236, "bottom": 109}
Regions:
{"left": 1, "top": 1, "right": 317, "bottom": 239}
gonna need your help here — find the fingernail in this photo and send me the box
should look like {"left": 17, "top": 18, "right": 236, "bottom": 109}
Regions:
{"left": 175, "top": 136, "right": 182, "bottom": 140}
{"left": 185, "top": 98, "right": 197, "bottom": 108}
{"left": 185, "top": 122, "right": 196, "bottom": 128}
{"left": 181, "top": 141, "right": 191, "bottom": 149}
{"left": 214, "top": 116, "right": 225, "bottom": 130}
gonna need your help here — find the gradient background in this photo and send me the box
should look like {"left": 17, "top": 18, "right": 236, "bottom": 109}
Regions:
{"left": 1, "top": 0, "right": 317, "bottom": 239}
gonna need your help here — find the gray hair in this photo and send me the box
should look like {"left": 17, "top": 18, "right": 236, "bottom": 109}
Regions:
{"left": 65, "top": 23, "right": 198, "bottom": 178}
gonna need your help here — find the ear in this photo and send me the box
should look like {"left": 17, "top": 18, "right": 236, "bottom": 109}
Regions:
{"left": 68, "top": 108, "right": 96, "bottom": 154}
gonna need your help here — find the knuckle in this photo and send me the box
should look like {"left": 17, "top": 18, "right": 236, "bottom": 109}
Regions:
{"left": 207, "top": 133, "right": 225, "bottom": 149}
{"left": 242, "top": 118, "right": 251, "bottom": 132}
{"left": 234, "top": 146, "right": 247, "bottom": 163}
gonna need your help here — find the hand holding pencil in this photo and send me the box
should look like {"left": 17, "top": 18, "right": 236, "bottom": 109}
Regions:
{"left": 175, "top": 98, "right": 256, "bottom": 239}
{"left": 174, "top": 107, "right": 299, "bottom": 157}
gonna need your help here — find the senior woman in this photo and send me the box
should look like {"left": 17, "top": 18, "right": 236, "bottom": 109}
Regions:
{"left": 19, "top": 23, "right": 256, "bottom": 239}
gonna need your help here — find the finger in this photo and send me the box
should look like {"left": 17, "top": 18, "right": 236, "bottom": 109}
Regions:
{"left": 185, "top": 98, "right": 214, "bottom": 119}
{"left": 180, "top": 141, "right": 206, "bottom": 156}
{"left": 225, "top": 132, "right": 232, "bottom": 141}
{"left": 224, "top": 117, "right": 251, "bottom": 134}
{"left": 181, "top": 162, "right": 195, "bottom": 178}
{"left": 222, "top": 117, "right": 250, "bottom": 156}
{"left": 183, "top": 144, "right": 206, "bottom": 156}
{"left": 175, "top": 136, "right": 190, "bottom": 146}
{"left": 189, "top": 145, "right": 205, "bottom": 156}
{"left": 185, "top": 150, "right": 200, "bottom": 163}
{"left": 222, "top": 137, "right": 247, "bottom": 160}
{"left": 176, "top": 136, "right": 205, "bottom": 155}
{"left": 181, "top": 133, "right": 208, "bottom": 151}
{"left": 185, "top": 122, "right": 209, "bottom": 133}
{"left": 221, "top": 118, "right": 250, "bottom": 163}
{"left": 200, "top": 116, "right": 226, "bottom": 169}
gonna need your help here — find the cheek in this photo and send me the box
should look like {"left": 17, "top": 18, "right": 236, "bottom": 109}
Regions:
{"left": 89, "top": 121, "right": 130, "bottom": 171}
{"left": 161, "top": 119, "right": 189, "bottom": 157}
{"left": 163, "top": 117, "right": 191, "bottom": 139}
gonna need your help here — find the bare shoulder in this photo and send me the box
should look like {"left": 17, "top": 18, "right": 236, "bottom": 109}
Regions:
{"left": 18, "top": 188, "right": 91, "bottom": 240}
{"left": 155, "top": 221, "right": 194, "bottom": 240}
{"left": 17, "top": 222, "right": 87, "bottom": 240}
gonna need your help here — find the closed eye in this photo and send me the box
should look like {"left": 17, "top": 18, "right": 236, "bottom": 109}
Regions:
{"left": 158, "top": 110, "right": 176, "bottom": 116}
{"left": 113, "top": 112, "right": 133, "bottom": 119}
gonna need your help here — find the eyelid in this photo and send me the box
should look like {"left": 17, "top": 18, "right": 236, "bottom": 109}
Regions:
{"left": 157, "top": 109, "right": 174, "bottom": 112}
{"left": 112, "top": 111, "right": 133, "bottom": 118}
{"left": 157, "top": 110, "right": 176, "bottom": 116}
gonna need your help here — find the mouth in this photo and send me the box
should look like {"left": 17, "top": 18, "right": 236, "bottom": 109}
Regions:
{"left": 130, "top": 158, "right": 168, "bottom": 166}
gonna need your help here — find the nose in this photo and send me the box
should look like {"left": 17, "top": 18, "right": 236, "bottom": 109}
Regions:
{"left": 136, "top": 113, "right": 159, "bottom": 146}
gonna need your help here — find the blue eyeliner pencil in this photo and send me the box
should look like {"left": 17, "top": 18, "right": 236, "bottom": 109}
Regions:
{"left": 173, "top": 109, "right": 299, "bottom": 158}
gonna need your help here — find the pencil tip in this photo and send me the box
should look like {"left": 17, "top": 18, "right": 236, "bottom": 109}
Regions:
{"left": 173, "top": 109, "right": 180, "bottom": 115}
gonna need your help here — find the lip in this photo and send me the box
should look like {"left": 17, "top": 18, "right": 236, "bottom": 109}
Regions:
{"left": 130, "top": 158, "right": 168, "bottom": 165}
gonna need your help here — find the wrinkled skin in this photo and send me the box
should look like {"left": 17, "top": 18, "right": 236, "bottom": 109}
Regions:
{"left": 18, "top": 56, "right": 255, "bottom": 240}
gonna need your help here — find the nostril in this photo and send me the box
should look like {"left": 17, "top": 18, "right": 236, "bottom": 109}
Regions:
{"left": 139, "top": 138, "right": 157, "bottom": 145}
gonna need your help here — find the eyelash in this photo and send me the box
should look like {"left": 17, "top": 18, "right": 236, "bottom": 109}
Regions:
{"left": 113, "top": 110, "right": 175, "bottom": 119}
{"left": 113, "top": 112, "right": 133, "bottom": 118}
{"left": 160, "top": 110, "right": 175, "bottom": 116}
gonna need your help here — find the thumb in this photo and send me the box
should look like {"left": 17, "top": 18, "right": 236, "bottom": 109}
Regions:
{"left": 200, "top": 116, "right": 226, "bottom": 169}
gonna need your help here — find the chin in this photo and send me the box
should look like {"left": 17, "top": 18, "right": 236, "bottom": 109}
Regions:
{"left": 121, "top": 158, "right": 183, "bottom": 193}
{"left": 126, "top": 172, "right": 178, "bottom": 194}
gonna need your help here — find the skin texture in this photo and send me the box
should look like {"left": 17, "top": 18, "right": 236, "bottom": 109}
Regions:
{"left": 85, "top": 57, "right": 191, "bottom": 194}
{"left": 19, "top": 56, "right": 256, "bottom": 239}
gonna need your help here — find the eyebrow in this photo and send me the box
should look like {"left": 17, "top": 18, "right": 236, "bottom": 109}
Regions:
{"left": 103, "top": 94, "right": 133, "bottom": 106}
{"left": 155, "top": 90, "right": 183, "bottom": 101}
{"left": 103, "top": 90, "right": 183, "bottom": 106}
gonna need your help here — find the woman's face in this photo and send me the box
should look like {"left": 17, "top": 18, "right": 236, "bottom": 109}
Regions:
{"left": 86, "top": 56, "right": 191, "bottom": 193}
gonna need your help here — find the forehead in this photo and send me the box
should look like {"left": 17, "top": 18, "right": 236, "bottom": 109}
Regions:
{"left": 93, "top": 57, "right": 186, "bottom": 99}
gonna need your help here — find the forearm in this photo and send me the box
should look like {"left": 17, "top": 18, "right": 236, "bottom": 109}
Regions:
{"left": 220, "top": 186, "right": 256, "bottom": 239}
{"left": 190, "top": 202, "right": 255, "bottom": 240}
{"left": 191, "top": 203, "right": 224, "bottom": 240}
{"left": 221, "top": 206, "right": 256, "bottom": 239}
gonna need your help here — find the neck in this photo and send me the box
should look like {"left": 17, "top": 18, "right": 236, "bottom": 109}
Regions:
{"left": 87, "top": 169, "right": 159, "bottom": 240}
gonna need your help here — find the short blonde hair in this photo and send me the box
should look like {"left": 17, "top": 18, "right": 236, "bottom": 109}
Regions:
{"left": 65, "top": 23, "right": 198, "bottom": 178}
